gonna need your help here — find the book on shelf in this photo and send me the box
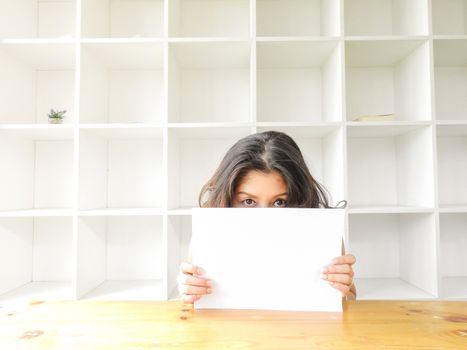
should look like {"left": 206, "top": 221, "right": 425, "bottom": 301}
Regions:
{"left": 353, "top": 114, "right": 395, "bottom": 122}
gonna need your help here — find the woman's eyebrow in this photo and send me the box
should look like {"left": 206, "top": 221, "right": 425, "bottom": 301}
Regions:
{"left": 237, "top": 191, "right": 288, "bottom": 197}
{"left": 273, "top": 192, "right": 288, "bottom": 197}
{"left": 237, "top": 191, "right": 257, "bottom": 198}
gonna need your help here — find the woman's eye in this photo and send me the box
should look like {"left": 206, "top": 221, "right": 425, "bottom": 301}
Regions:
{"left": 242, "top": 199, "right": 255, "bottom": 207}
{"left": 274, "top": 199, "right": 287, "bottom": 207}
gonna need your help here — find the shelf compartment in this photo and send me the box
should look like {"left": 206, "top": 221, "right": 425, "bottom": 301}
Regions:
{"left": 81, "top": 0, "right": 164, "bottom": 38}
{"left": 344, "top": 0, "right": 428, "bottom": 36}
{"left": 0, "top": 128, "right": 74, "bottom": 212}
{"left": 0, "top": 43, "right": 75, "bottom": 124}
{"left": 349, "top": 213, "right": 437, "bottom": 300}
{"left": 353, "top": 278, "right": 436, "bottom": 300}
{"left": 433, "top": 39, "right": 467, "bottom": 121}
{"left": 167, "top": 215, "right": 192, "bottom": 299}
{"left": 80, "top": 42, "right": 164, "bottom": 124}
{"left": 80, "top": 280, "right": 165, "bottom": 300}
{"left": 167, "top": 126, "right": 252, "bottom": 210}
{"left": 257, "top": 0, "right": 340, "bottom": 37}
{"left": 79, "top": 127, "right": 163, "bottom": 210}
{"left": 437, "top": 125, "right": 467, "bottom": 207}
{"left": 345, "top": 40, "right": 431, "bottom": 121}
{"left": 169, "top": 0, "right": 249, "bottom": 37}
{"left": 432, "top": 0, "right": 467, "bottom": 35}
{"left": 0, "top": 217, "right": 73, "bottom": 302}
{"left": 440, "top": 213, "right": 467, "bottom": 299}
{"left": 0, "top": 0, "right": 76, "bottom": 39}
{"left": 168, "top": 41, "right": 250, "bottom": 123}
{"left": 441, "top": 277, "right": 467, "bottom": 300}
{"left": 347, "top": 125, "right": 434, "bottom": 208}
{"left": 255, "top": 125, "right": 345, "bottom": 206}
{"left": 77, "top": 215, "right": 164, "bottom": 300}
{"left": 257, "top": 40, "right": 342, "bottom": 122}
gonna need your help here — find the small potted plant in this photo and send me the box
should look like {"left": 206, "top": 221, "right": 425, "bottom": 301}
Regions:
{"left": 48, "top": 108, "right": 67, "bottom": 124}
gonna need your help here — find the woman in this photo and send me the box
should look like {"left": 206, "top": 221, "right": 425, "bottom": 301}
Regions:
{"left": 178, "top": 130, "right": 356, "bottom": 303}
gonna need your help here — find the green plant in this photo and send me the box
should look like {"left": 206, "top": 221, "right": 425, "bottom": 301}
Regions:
{"left": 48, "top": 108, "right": 67, "bottom": 120}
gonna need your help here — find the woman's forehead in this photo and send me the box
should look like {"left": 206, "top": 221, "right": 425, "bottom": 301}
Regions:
{"left": 236, "top": 170, "right": 287, "bottom": 193}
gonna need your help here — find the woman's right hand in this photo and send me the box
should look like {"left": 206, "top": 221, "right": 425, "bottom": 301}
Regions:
{"left": 177, "top": 262, "right": 213, "bottom": 303}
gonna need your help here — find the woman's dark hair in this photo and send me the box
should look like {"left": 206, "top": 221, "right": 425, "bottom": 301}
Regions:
{"left": 198, "top": 130, "right": 346, "bottom": 209}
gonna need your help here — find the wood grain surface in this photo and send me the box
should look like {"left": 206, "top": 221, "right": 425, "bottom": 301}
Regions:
{"left": 1, "top": 300, "right": 466, "bottom": 349}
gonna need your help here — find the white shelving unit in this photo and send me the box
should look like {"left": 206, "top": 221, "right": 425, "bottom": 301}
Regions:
{"left": 1, "top": 0, "right": 466, "bottom": 302}
{"left": 257, "top": 40, "right": 342, "bottom": 122}
{"left": 80, "top": 42, "right": 164, "bottom": 124}
{"left": 0, "top": 127, "right": 74, "bottom": 213}
{"left": 76, "top": 215, "right": 165, "bottom": 300}
{"left": 0, "top": 43, "right": 75, "bottom": 124}
{"left": 344, "top": 0, "right": 428, "bottom": 36}
{"left": 169, "top": 0, "right": 250, "bottom": 37}
{"left": 168, "top": 42, "right": 251, "bottom": 123}
{"left": 347, "top": 124, "right": 435, "bottom": 210}
{"left": 0, "top": 216, "right": 73, "bottom": 300}
{"left": 81, "top": 0, "right": 164, "bottom": 38}
{"left": 432, "top": 0, "right": 467, "bottom": 36}
{"left": 439, "top": 213, "right": 467, "bottom": 299}
{"left": 433, "top": 39, "right": 467, "bottom": 121}
{"left": 0, "top": 0, "right": 76, "bottom": 39}
{"left": 78, "top": 127, "right": 164, "bottom": 212}
{"left": 437, "top": 125, "right": 467, "bottom": 209}
{"left": 349, "top": 213, "right": 437, "bottom": 300}
{"left": 345, "top": 39, "right": 431, "bottom": 121}
{"left": 257, "top": 0, "right": 341, "bottom": 37}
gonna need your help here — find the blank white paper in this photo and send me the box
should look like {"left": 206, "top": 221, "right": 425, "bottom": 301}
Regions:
{"left": 191, "top": 207, "right": 344, "bottom": 312}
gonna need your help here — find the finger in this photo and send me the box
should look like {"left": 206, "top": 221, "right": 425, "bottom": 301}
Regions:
{"left": 181, "top": 294, "right": 199, "bottom": 303}
{"left": 321, "top": 273, "right": 352, "bottom": 285}
{"left": 179, "top": 274, "right": 212, "bottom": 288}
{"left": 177, "top": 272, "right": 212, "bottom": 287}
{"left": 331, "top": 254, "right": 356, "bottom": 266}
{"left": 329, "top": 282, "right": 350, "bottom": 296}
{"left": 180, "top": 262, "right": 204, "bottom": 275}
{"left": 322, "top": 264, "right": 353, "bottom": 275}
{"left": 180, "top": 284, "right": 212, "bottom": 296}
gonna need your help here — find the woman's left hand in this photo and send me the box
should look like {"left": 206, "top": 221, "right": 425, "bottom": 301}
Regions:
{"left": 321, "top": 254, "right": 356, "bottom": 299}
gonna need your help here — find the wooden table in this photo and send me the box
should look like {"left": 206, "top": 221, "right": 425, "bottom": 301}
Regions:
{"left": 1, "top": 300, "right": 466, "bottom": 349}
